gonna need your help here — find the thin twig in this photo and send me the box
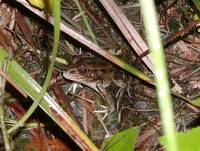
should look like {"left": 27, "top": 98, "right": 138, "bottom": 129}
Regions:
{"left": 68, "top": 91, "right": 111, "bottom": 137}
{"left": 0, "top": 57, "right": 12, "bottom": 151}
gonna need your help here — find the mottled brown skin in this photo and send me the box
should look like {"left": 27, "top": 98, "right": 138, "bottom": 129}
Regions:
{"left": 65, "top": 55, "right": 113, "bottom": 79}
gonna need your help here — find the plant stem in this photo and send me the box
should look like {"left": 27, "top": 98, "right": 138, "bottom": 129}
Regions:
{"left": 0, "top": 55, "right": 12, "bottom": 151}
{"left": 140, "top": 0, "right": 178, "bottom": 150}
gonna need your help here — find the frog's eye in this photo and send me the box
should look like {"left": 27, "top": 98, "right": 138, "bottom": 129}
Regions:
{"left": 89, "top": 71, "right": 97, "bottom": 78}
{"left": 78, "top": 65, "right": 88, "bottom": 75}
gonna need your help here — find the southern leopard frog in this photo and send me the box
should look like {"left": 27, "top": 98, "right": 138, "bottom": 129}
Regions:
{"left": 63, "top": 55, "right": 115, "bottom": 115}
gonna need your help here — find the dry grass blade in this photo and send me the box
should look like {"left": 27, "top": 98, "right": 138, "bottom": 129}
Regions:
{"left": 0, "top": 69, "right": 27, "bottom": 98}
{"left": 98, "top": 0, "right": 182, "bottom": 93}
{"left": 99, "top": 0, "right": 153, "bottom": 71}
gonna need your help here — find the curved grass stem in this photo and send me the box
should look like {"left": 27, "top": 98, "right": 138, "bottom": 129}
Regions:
{"left": 140, "top": 0, "right": 178, "bottom": 150}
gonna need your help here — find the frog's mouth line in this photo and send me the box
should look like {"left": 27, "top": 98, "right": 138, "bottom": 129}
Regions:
{"left": 63, "top": 71, "right": 95, "bottom": 82}
{"left": 63, "top": 71, "right": 101, "bottom": 91}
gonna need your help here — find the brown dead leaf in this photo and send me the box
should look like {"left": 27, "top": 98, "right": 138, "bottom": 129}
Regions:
{"left": 0, "top": 3, "right": 12, "bottom": 30}
{"left": 178, "top": 40, "right": 197, "bottom": 61}
{"left": 25, "top": 139, "right": 72, "bottom": 151}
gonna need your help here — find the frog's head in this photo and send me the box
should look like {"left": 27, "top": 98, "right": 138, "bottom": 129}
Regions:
{"left": 64, "top": 55, "right": 100, "bottom": 79}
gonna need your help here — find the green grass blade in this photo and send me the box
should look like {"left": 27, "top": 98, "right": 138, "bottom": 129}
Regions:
{"left": 0, "top": 47, "right": 98, "bottom": 150}
{"left": 0, "top": 1, "right": 98, "bottom": 150}
{"left": 74, "top": 0, "right": 98, "bottom": 44}
{"left": 140, "top": 0, "right": 178, "bottom": 150}
{"left": 7, "top": 0, "right": 60, "bottom": 134}
{"left": 193, "top": 0, "right": 200, "bottom": 11}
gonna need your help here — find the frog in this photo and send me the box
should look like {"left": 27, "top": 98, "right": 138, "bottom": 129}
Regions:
{"left": 63, "top": 55, "right": 115, "bottom": 118}
{"left": 63, "top": 50, "right": 132, "bottom": 116}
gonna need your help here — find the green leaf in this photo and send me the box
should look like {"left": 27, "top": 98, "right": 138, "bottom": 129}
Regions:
{"left": 28, "top": 0, "right": 44, "bottom": 9}
{"left": 190, "top": 2, "right": 200, "bottom": 32}
{"left": 28, "top": 0, "right": 52, "bottom": 13}
{"left": 194, "top": 97, "right": 200, "bottom": 105}
{"left": 159, "top": 127, "right": 200, "bottom": 151}
{"left": 100, "top": 127, "right": 138, "bottom": 151}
